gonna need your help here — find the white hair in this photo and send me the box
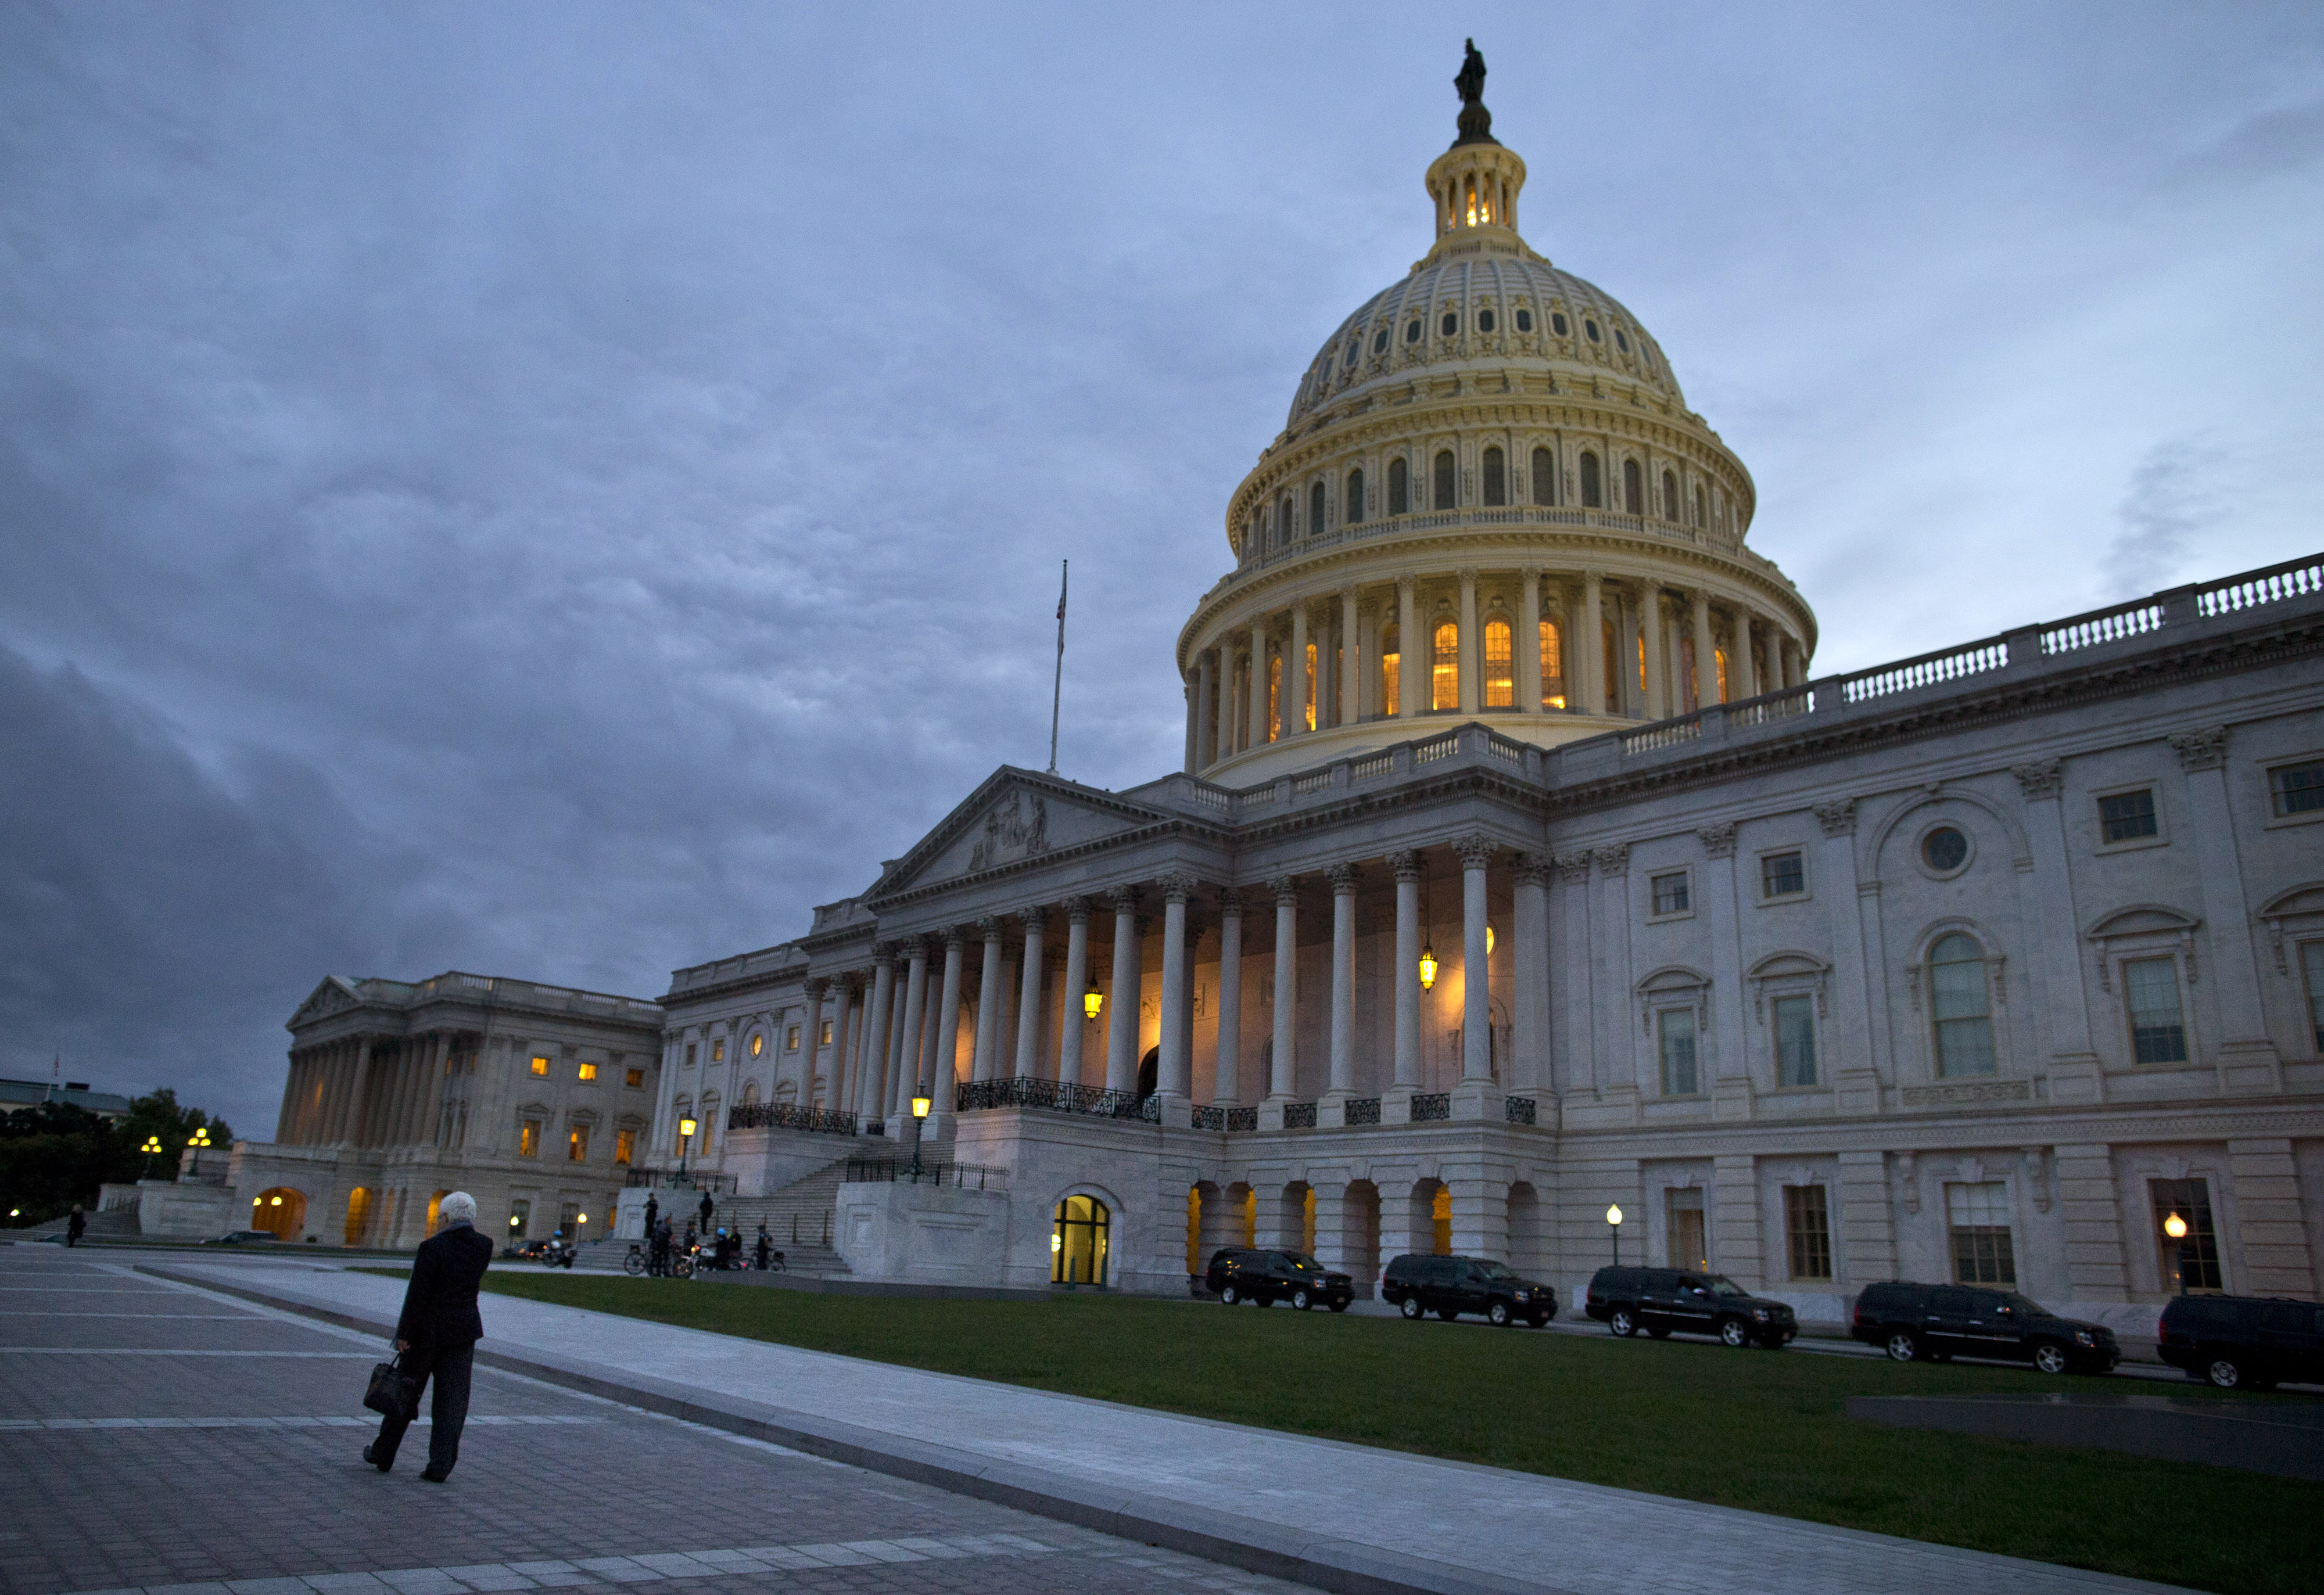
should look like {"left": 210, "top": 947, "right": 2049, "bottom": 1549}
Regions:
{"left": 437, "top": 1191, "right": 477, "bottom": 1227}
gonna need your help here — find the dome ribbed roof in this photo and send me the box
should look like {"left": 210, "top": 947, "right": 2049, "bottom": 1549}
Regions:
{"left": 1286, "top": 252, "right": 1685, "bottom": 427}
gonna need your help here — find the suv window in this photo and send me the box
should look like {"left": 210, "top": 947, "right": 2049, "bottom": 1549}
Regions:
{"left": 1931, "top": 1287, "right": 1977, "bottom": 1313}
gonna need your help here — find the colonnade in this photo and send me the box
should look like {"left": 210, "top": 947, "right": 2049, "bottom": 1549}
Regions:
{"left": 1184, "top": 567, "right": 1809, "bottom": 771}
{"left": 277, "top": 1031, "right": 460, "bottom": 1149}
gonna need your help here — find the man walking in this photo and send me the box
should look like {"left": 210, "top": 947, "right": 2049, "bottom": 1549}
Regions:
{"left": 365, "top": 1190, "right": 491, "bottom": 1482}
{"left": 65, "top": 1205, "right": 85, "bottom": 1247}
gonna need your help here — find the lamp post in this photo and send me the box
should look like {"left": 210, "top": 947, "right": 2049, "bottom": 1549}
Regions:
{"left": 139, "top": 1135, "right": 164, "bottom": 1179}
{"left": 906, "top": 1093, "right": 932, "bottom": 1180}
{"left": 1606, "top": 1203, "right": 1624, "bottom": 1267}
{"left": 185, "top": 1126, "right": 211, "bottom": 1179}
{"left": 677, "top": 1116, "right": 697, "bottom": 1180}
{"left": 2163, "top": 1212, "right": 2189, "bottom": 1294}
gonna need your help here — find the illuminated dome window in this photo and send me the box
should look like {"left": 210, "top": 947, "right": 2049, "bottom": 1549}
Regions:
{"left": 1584, "top": 318, "right": 1601, "bottom": 343}
{"left": 1478, "top": 307, "right": 1497, "bottom": 333}
{"left": 1514, "top": 308, "right": 1532, "bottom": 332}
{"left": 1552, "top": 311, "right": 1569, "bottom": 336}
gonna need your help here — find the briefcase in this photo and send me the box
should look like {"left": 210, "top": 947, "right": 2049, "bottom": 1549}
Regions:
{"left": 363, "top": 1351, "right": 417, "bottom": 1419}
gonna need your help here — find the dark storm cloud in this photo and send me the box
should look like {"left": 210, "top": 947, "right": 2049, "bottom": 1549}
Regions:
{"left": 2, "top": 2, "right": 2319, "bottom": 1131}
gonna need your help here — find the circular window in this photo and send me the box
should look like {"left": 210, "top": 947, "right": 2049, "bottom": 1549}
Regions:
{"left": 1615, "top": 328, "right": 1630, "bottom": 353}
{"left": 1440, "top": 311, "right": 1458, "bottom": 337}
{"left": 749, "top": 1033, "right": 764, "bottom": 1058}
{"left": 1477, "top": 307, "right": 1497, "bottom": 333}
{"left": 1405, "top": 319, "right": 1422, "bottom": 344}
{"left": 1584, "top": 318, "right": 1602, "bottom": 343}
{"left": 1921, "top": 826, "right": 1970, "bottom": 874}
{"left": 1514, "top": 308, "right": 1533, "bottom": 333}
{"left": 1552, "top": 311, "right": 1569, "bottom": 336}
{"left": 1373, "top": 328, "right": 1389, "bottom": 354}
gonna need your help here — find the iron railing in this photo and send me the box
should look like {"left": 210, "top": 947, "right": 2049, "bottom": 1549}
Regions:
{"left": 1504, "top": 1095, "right": 1538, "bottom": 1127}
{"left": 624, "top": 1168, "right": 738, "bottom": 1194}
{"left": 1283, "top": 1101, "right": 1318, "bottom": 1129}
{"left": 955, "top": 1077, "right": 1159, "bottom": 1122}
{"left": 1344, "top": 1097, "right": 1382, "bottom": 1126}
{"left": 844, "top": 1158, "right": 1007, "bottom": 1190}
{"left": 727, "top": 1102, "right": 858, "bottom": 1136}
{"left": 1411, "top": 1093, "right": 1451, "bottom": 1122}
{"left": 1191, "top": 1105, "right": 1226, "bottom": 1130}
{"left": 1225, "top": 1105, "right": 1258, "bottom": 1132}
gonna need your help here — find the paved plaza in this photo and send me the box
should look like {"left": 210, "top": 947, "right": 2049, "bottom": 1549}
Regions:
{"left": 0, "top": 1246, "right": 1302, "bottom": 1595}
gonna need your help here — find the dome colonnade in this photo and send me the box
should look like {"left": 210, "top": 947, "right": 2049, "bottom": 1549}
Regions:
{"left": 1177, "top": 74, "right": 1816, "bottom": 785}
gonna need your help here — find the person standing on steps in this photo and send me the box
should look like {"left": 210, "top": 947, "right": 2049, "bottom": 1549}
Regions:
{"left": 641, "top": 1192, "right": 658, "bottom": 1243}
{"left": 365, "top": 1190, "right": 491, "bottom": 1482}
{"left": 697, "top": 1189, "right": 713, "bottom": 1235}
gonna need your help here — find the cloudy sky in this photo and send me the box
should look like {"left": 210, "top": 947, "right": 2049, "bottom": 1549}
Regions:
{"left": 3, "top": 2, "right": 2319, "bottom": 1134}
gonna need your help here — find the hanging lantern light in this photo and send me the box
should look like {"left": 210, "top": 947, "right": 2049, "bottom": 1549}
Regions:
{"left": 1486, "top": 925, "right": 1495, "bottom": 956}
{"left": 1084, "top": 980, "right": 1104, "bottom": 1021}
{"left": 1418, "top": 943, "right": 1439, "bottom": 991}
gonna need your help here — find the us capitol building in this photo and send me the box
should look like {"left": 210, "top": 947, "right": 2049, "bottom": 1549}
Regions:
{"left": 214, "top": 55, "right": 2324, "bottom": 1337}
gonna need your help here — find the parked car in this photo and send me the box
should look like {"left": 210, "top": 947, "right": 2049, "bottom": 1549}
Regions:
{"left": 1204, "top": 1248, "right": 1354, "bottom": 1310}
{"left": 207, "top": 1230, "right": 278, "bottom": 1245}
{"left": 1380, "top": 1253, "right": 1557, "bottom": 1327}
{"left": 2158, "top": 1294, "right": 2324, "bottom": 1389}
{"left": 1585, "top": 1266, "right": 1797, "bottom": 1348}
{"left": 1850, "top": 1280, "right": 2117, "bottom": 1374}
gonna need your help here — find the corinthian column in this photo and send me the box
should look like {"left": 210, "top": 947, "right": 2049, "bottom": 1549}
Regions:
{"left": 890, "top": 939, "right": 926, "bottom": 1118}
{"left": 1247, "top": 619, "right": 1268, "bottom": 746}
{"left": 794, "top": 980, "right": 826, "bottom": 1104}
{"left": 1692, "top": 587, "right": 1717, "bottom": 707}
{"left": 1269, "top": 876, "right": 1298, "bottom": 1102}
{"left": 1059, "top": 899, "right": 1091, "bottom": 1086}
{"left": 1457, "top": 567, "right": 1479, "bottom": 714}
{"left": 1105, "top": 887, "right": 1142, "bottom": 1093}
{"left": 1396, "top": 578, "right": 1419, "bottom": 716}
{"left": 1012, "top": 908, "right": 1047, "bottom": 1080}
{"left": 1581, "top": 570, "right": 1606, "bottom": 714}
{"left": 1157, "top": 874, "right": 1195, "bottom": 1106}
{"left": 1458, "top": 837, "right": 1494, "bottom": 1082}
{"left": 1640, "top": 584, "right": 1667, "bottom": 719}
{"left": 971, "top": 918, "right": 1005, "bottom": 1083}
{"left": 932, "top": 932, "right": 966, "bottom": 1100}
{"left": 858, "top": 948, "right": 895, "bottom": 1121}
{"left": 1214, "top": 889, "right": 1243, "bottom": 1104}
{"left": 1734, "top": 609, "right": 1759, "bottom": 700}
{"left": 1288, "top": 602, "right": 1309, "bottom": 736}
{"left": 1326, "top": 862, "right": 1359, "bottom": 1098}
{"left": 1390, "top": 851, "right": 1423, "bottom": 1091}
{"left": 1338, "top": 586, "right": 1360, "bottom": 727}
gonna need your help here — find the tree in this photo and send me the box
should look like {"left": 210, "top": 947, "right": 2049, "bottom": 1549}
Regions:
{"left": 0, "top": 1089, "right": 236, "bottom": 1227}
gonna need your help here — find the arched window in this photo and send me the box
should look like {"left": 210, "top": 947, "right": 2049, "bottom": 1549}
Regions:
{"left": 1432, "top": 450, "right": 1457, "bottom": 510}
{"left": 1662, "top": 469, "right": 1678, "bottom": 519}
{"left": 1714, "top": 646, "right": 1730, "bottom": 703}
{"left": 1541, "top": 619, "right": 1565, "bottom": 709}
{"left": 1602, "top": 618, "right": 1619, "bottom": 713}
{"left": 1278, "top": 494, "right": 1293, "bottom": 547}
{"left": 1431, "top": 619, "right": 1459, "bottom": 710}
{"left": 1052, "top": 1194, "right": 1110, "bottom": 1286}
{"left": 1380, "top": 622, "right": 1401, "bottom": 714}
{"left": 1693, "top": 484, "right": 1706, "bottom": 527}
{"left": 1477, "top": 306, "right": 1496, "bottom": 333}
{"left": 1531, "top": 445, "right": 1556, "bottom": 506}
{"left": 1637, "top": 630, "right": 1648, "bottom": 696}
{"left": 741, "top": 1079, "right": 760, "bottom": 1105}
{"left": 1441, "top": 310, "right": 1459, "bottom": 337}
{"left": 1680, "top": 634, "right": 1699, "bottom": 713}
{"left": 1580, "top": 451, "right": 1602, "bottom": 508}
{"left": 1483, "top": 617, "right": 1514, "bottom": 707}
{"left": 1309, "top": 480, "right": 1326, "bottom": 537}
{"left": 1303, "top": 641, "right": 1318, "bottom": 731}
{"left": 1481, "top": 447, "right": 1507, "bottom": 506}
{"left": 1387, "top": 457, "right": 1409, "bottom": 515}
{"left": 1266, "top": 652, "right": 1282, "bottom": 742}
{"left": 1345, "top": 467, "right": 1364, "bottom": 525}
{"left": 1929, "top": 933, "right": 1997, "bottom": 1077}
{"left": 1623, "top": 458, "right": 1643, "bottom": 515}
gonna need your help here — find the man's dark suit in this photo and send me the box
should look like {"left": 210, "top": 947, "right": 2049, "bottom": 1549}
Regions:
{"left": 370, "top": 1219, "right": 493, "bottom": 1478}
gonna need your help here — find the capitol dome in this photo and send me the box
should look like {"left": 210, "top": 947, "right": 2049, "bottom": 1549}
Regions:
{"left": 1173, "top": 50, "right": 1816, "bottom": 787}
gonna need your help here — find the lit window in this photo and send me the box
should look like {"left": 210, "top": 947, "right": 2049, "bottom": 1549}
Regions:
{"left": 1774, "top": 994, "right": 1817, "bottom": 1086}
{"left": 2268, "top": 760, "right": 2323, "bottom": 817}
{"left": 1651, "top": 871, "right": 1690, "bottom": 915}
{"left": 1923, "top": 827, "right": 1969, "bottom": 872}
{"left": 785, "top": 1026, "right": 799, "bottom": 1052}
{"left": 568, "top": 1124, "right": 590, "bottom": 1162}
{"left": 711, "top": 1039, "right": 724, "bottom": 1063}
{"left": 1431, "top": 620, "right": 1459, "bottom": 710}
{"left": 1304, "top": 642, "right": 1318, "bottom": 731}
{"left": 749, "top": 1033, "right": 765, "bottom": 1058}
{"left": 1309, "top": 480, "right": 1326, "bottom": 537}
{"left": 518, "top": 1119, "right": 541, "bottom": 1158}
{"left": 1345, "top": 468, "right": 1364, "bottom": 525}
{"left": 1387, "top": 457, "right": 1409, "bottom": 515}
{"left": 1381, "top": 623, "right": 1401, "bottom": 715}
{"left": 1714, "top": 647, "right": 1729, "bottom": 703}
{"left": 577, "top": 1062, "right": 598, "bottom": 1082}
{"left": 1584, "top": 318, "right": 1601, "bottom": 343}
{"left": 1658, "top": 1010, "right": 1699, "bottom": 1096}
{"left": 1267, "top": 652, "right": 1282, "bottom": 741}
{"left": 1483, "top": 618, "right": 1513, "bottom": 707}
{"left": 1530, "top": 445, "right": 1555, "bottom": 507}
{"left": 2150, "top": 1178, "right": 2222, "bottom": 1292}
{"left": 625, "top": 1067, "right": 645, "bottom": 1089}
{"left": 530, "top": 1055, "right": 550, "bottom": 1076}
{"left": 1481, "top": 447, "right": 1506, "bottom": 506}
{"left": 1514, "top": 307, "right": 1533, "bottom": 333}
{"left": 1441, "top": 311, "right": 1458, "bottom": 337}
{"left": 2124, "top": 957, "right": 2187, "bottom": 1063}
{"left": 1784, "top": 1186, "right": 1831, "bottom": 1280}
{"left": 1622, "top": 458, "right": 1642, "bottom": 515}
{"left": 1477, "top": 307, "right": 1496, "bottom": 333}
{"left": 1551, "top": 311, "right": 1569, "bottom": 336}
{"left": 1947, "top": 1182, "right": 2015, "bottom": 1285}
{"left": 1432, "top": 450, "right": 1456, "bottom": 511}
{"left": 819, "top": 1019, "right": 834, "bottom": 1047}
{"left": 614, "top": 1127, "right": 635, "bottom": 1165}
{"left": 1540, "top": 619, "right": 1565, "bottom": 708}
{"left": 2099, "top": 789, "right": 2158, "bottom": 843}
{"left": 1762, "top": 852, "right": 1805, "bottom": 897}
{"left": 1579, "top": 451, "right": 1601, "bottom": 508}
{"left": 1929, "top": 933, "right": 1996, "bottom": 1077}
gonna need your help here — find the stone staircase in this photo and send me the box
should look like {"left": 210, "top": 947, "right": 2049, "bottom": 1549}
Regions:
{"left": 702, "top": 1147, "right": 863, "bottom": 1277}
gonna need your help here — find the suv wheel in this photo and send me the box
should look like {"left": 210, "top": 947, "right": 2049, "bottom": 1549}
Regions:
{"left": 1487, "top": 1301, "right": 1512, "bottom": 1327}
{"left": 1885, "top": 1330, "right": 1920, "bottom": 1363}
{"left": 2032, "top": 1342, "right": 2070, "bottom": 1376}
{"left": 1719, "top": 1318, "right": 1751, "bottom": 1348}
{"left": 1609, "top": 1307, "right": 1638, "bottom": 1338}
{"left": 1291, "top": 1288, "right": 1313, "bottom": 1311}
{"left": 1400, "top": 1296, "right": 1423, "bottom": 1320}
{"left": 2207, "top": 1356, "right": 2246, "bottom": 1389}
{"left": 1220, "top": 1284, "right": 1240, "bottom": 1307}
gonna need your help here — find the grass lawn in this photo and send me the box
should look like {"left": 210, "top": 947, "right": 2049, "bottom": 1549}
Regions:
{"left": 400, "top": 1272, "right": 2315, "bottom": 1594}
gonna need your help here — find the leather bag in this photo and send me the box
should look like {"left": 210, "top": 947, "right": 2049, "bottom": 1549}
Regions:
{"left": 363, "top": 1350, "right": 418, "bottom": 1420}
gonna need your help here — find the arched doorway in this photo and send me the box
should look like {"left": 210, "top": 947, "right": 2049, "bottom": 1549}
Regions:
{"left": 249, "top": 1188, "right": 304, "bottom": 1241}
{"left": 343, "top": 1187, "right": 372, "bottom": 1248}
{"left": 425, "top": 1190, "right": 451, "bottom": 1235}
{"left": 1052, "top": 1194, "right": 1110, "bottom": 1287}
{"left": 1137, "top": 1047, "right": 1159, "bottom": 1099}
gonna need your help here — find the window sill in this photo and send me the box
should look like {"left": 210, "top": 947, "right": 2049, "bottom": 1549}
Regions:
{"left": 2095, "top": 834, "right": 2168, "bottom": 856}
{"left": 1756, "top": 890, "right": 1812, "bottom": 908}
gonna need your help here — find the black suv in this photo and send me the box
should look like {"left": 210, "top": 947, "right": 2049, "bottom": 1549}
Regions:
{"left": 1204, "top": 1248, "right": 1354, "bottom": 1311}
{"left": 2158, "top": 1294, "right": 2324, "bottom": 1389}
{"left": 1585, "top": 1266, "right": 1798, "bottom": 1348}
{"left": 1850, "top": 1281, "right": 2118, "bottom": 1374}
{"left": 1380, "top": 1254, "right": 1556, "bottom": 1327}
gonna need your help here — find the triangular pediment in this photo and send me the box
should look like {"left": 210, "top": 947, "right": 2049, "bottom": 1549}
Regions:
{"left": 876, "top": 767, "right": 1175, "bottom": 898}
{"left": 286, "top": 976, "right": 363, "bottom": 1029}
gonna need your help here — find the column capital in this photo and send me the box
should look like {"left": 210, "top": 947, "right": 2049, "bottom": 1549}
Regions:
{"left": 1017, "top": 904, "right": 1049, "bottom": 933}
{"left": 1158, "top": 871, "right": 1200, "bottom": 905}
{"left": 1698, "top": 822, "right": 1738, "bottom": 859}
{"left": 1814, "top": 798, "right": 1859, "bottom": 837}
{"left": 869, "top": 942, "right": 898, "bottom": 968}
{"left": 1337, "top": 581, "right": 1360, "bottom": 604}
{"left": 1512, "top": 852, "right": 1553, "bottom": 888}
{"left": 1389, "top": 849, "right": 1423, "bottom": 882}
{"left": 1107, "top": 883, "right": 1142, "bottom": 914}
{"left": 1555, "top": 852, "right": 1594, "bottom": 883}
{"left": 1594, "top": 843, "right": 1631, "bottom": 878}
{"left": 802, "top": 978, "right": 830, "bottom": 1000}
{"left": 1269, "top": 874, "right": 1300, "bottom": 905}
{"left": 1326, "top": 861, "right": 1361, "bottom": 894}
{"left": 975, "top": 915, "right": 1005, "bottom": 942}
{"left": 1457, "top": 565, "right": 1478, "bottom": 586}
{"left": 1455, "top": 834, "right": 1498, "bottom": 871}
{"left": 901, "top": 933, "right": 931, "bottom": 960}
{"left": 2171, "top": 725, "right": 2229, "bottom": 771}
{"left": 1396, "top": 574, "right": 1417, "bottom": 598}
{"left": 1060, "top": 895, "right": 1092, "bottom": 924}
{"left": 1583, "top": 566, "right": 1605, "bottom": 586}
{"left": 941, "top": 926, "right": 967, "bottom": 950}
{"left": 2010, "top": 759, "right": 2065, "bottom": 800}
{"left": 1216, "top": 886, "right": 1245, "bottom": 915}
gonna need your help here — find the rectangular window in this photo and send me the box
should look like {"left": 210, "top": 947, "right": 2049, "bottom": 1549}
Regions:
{"left": 507, "top": 1198, "right": 530, "bottom": 1240}
{"left": 2304, "top": 942, "right": 2324, "bottom": 1054}
{"left": 576, "top": 1062, "right": 598, "bottom": 1082}
{"left": 1946, "top": 1182, "right": 2016, "bottom": 1286}
{"left": 1382, "top": 648, "right": 1400, "bottom": 716}
{"left": 785, "top": 1026, "right": 801, "bottom": 1052}
{"left": 1773, "top": 994, "right": 1817, "bottom": 1087}
{"left": 819, "top": 1019, "right": 834, "bottom": 1047}
{"left": 567, "top": 1124, "right": 590, "bottom": 1162}
{"left": 1650, "top": 871, "right": 1690, "bottom": 915}
{"left": 2149, "top": 1177, "right": 2222, "bottom": 1293}
{"left": 625, "top": 1067, "right": 645, "bottom": 1089}
{"left": 1783, "top": 1185, "right": 1832, "bottom": 1280}
{"left": 518, "top": 1118, "right": 541, "bottom": 1158}
{"left": 1761, "top": 851, "right": 1805, "bottom": 898}
{"left": 2097, "top": 788, "right": 2158, "bottom": 843}
{"left": 1665, "top": 1187, "right": 1706, "bottom": 1271}
{"left": 683, "top": 1043, "right": 697, "bottom": 1068}
{"left": 614, "top": 1127, "right": 635, "bottom": 1166}
{"left": 1657, "top": 1009, "right": 1699, "bottom": 1096}
{"left": 529, "top": 1055, "right": 550, "bottom": 1076}
{"left": 2123, "top": 957, "right": 2189, "bottom": 1063}
{"left": 711, "top": 1039, "right": 725, "bottom": 1063}
{"left": 2271, "top": 759, "right": 2324, "bottom": 817}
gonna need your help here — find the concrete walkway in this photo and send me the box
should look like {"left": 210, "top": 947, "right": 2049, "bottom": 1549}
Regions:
{"left": 147, "top": 1255, "right": 2192, "bottom": 1595}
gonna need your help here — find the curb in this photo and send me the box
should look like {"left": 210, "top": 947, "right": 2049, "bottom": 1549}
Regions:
{"left": 136, "top": 1264, "right": 1560, "bottom": 1595}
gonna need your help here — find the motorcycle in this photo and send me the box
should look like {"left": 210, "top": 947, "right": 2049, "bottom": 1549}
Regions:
{"left": 541, "top": 1237, "right": 577, "bottom": 1270}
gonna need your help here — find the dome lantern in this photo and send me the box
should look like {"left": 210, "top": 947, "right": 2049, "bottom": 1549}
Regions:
{"left": 1425, "top": 42, "right": 1527, "bottom": 248}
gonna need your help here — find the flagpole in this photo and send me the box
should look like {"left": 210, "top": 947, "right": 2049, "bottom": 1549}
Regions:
{"left": 1048, "top": 559, "right": 1068, "bottom": 774}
